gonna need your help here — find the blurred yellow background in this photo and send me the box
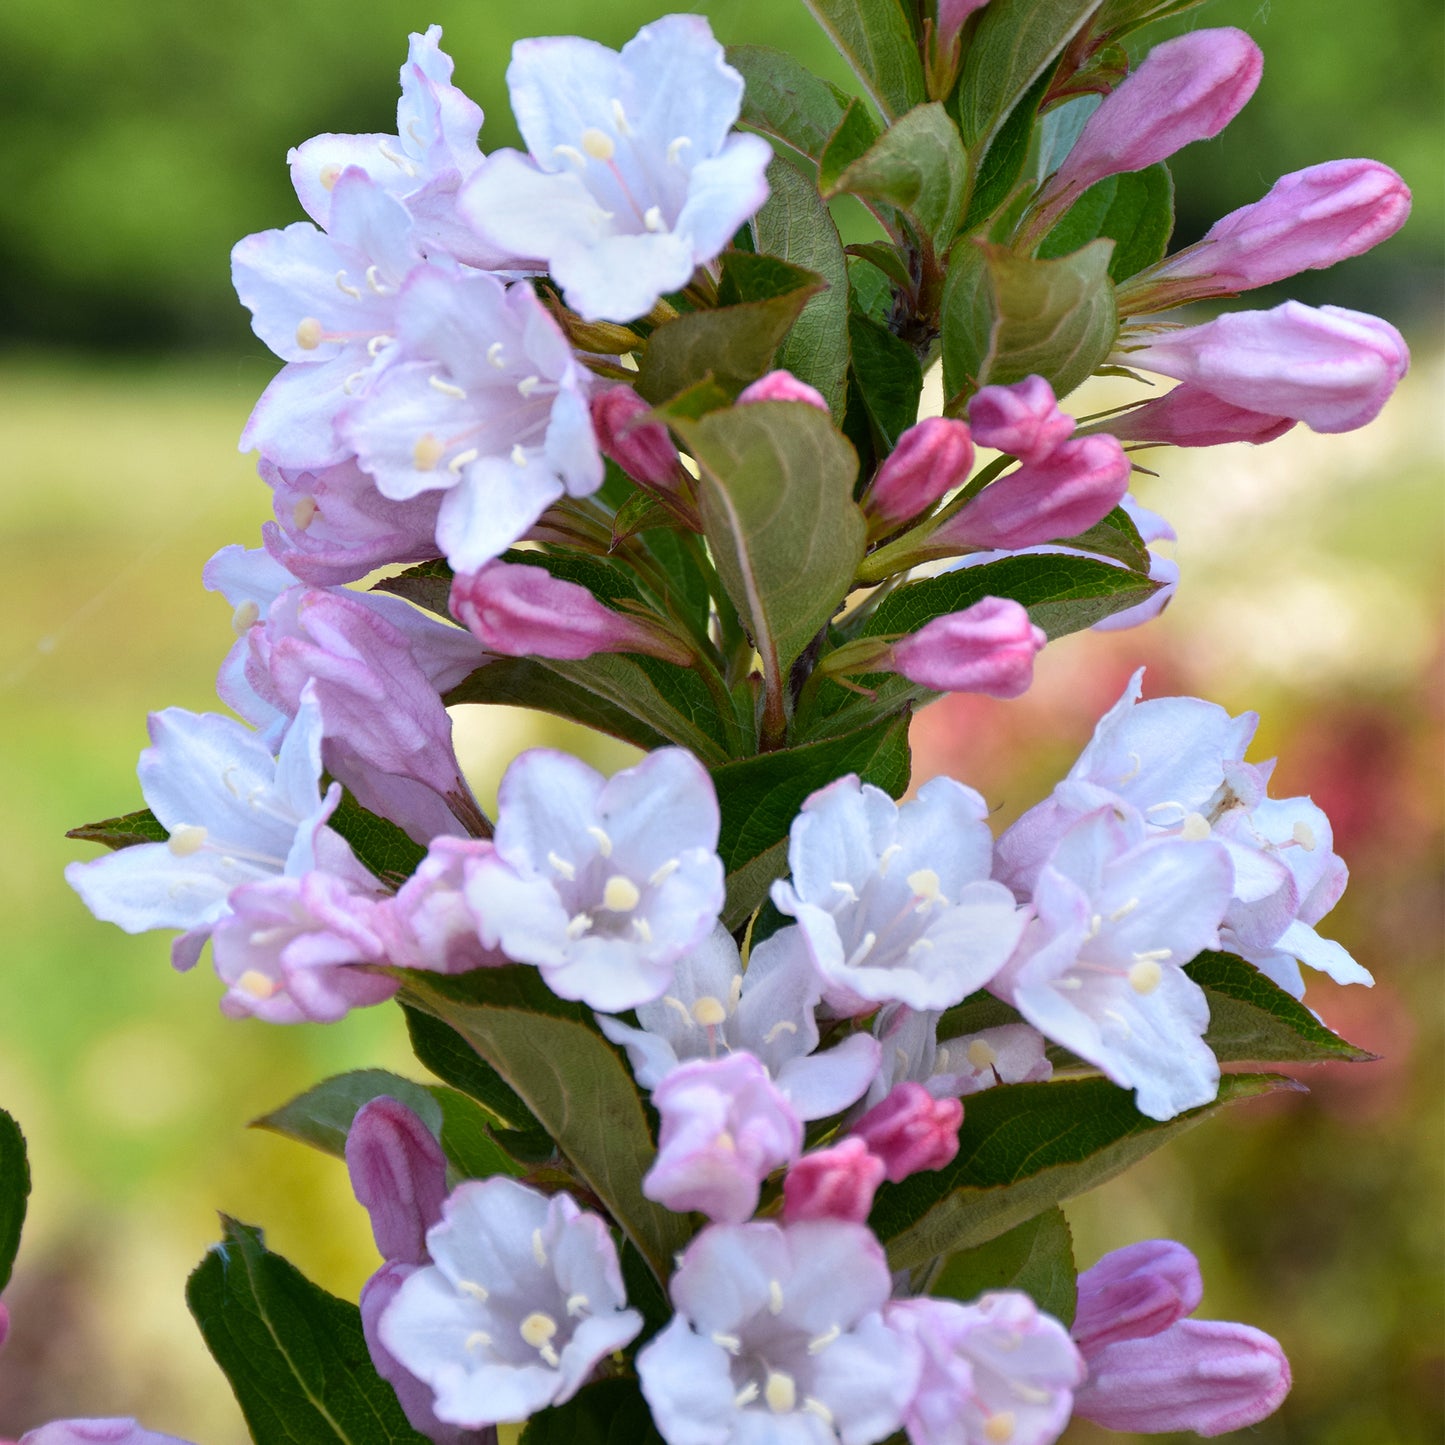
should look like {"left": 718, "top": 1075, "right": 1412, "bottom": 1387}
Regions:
{"left": 0, "top": 0, "right": 1440, "bottom": 1441}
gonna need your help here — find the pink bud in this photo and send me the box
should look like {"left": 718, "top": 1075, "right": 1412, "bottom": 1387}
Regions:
{"left": 866, "top": 417, "right": 975, "bottom": 528}
{"left": 849, "top": 1080, "right": 963, "bottom": 1182}
{"left": 886, "top": 597, "right": 1046, "bottom": 699}
{"left": 936, "top": 0, "right": 992, "bottom": 50}
{"left": 934, "top": 434, "right": 1131, "bottom": 552}
{"left": 346, "top": 1097, "right": 449, "bottom": 1266}
{"left": 1101, "top": 383, "right": 1296, "bottom": 447}
{"left": 782, "top": 1138, "right": 886, "bottom": 1224}
{"left": 1073, "top": 1240, "right": 1204, "bottom": 1352}
{"left": 1074, "top": 1319, "right": 1291, "bottom": 1437}
{"left": 737, "top": 369, "right": 830, "bottom": 411}
{"left": 1128, "top": 300, "right": 1409, "bottom": 433}
{"left": 375, "top": 836, "right": 509, "bottom": 974}
{"left": 967, "top": 376, "right": 1075, "bottom": 462}
{"left": 449, "top": 561, "right": 692, "bottom": 666}
{"left": 1039, "top": 30, "right": 1262, "bottom": 221}
{"left": 1151, "top": 159, "right": 1411, "bottom": 298}
{"left": 590, "top": 385, "right": 682, "bottom": 491}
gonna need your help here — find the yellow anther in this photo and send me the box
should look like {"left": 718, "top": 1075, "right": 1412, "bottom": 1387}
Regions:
{"left": 984, "top": 1410, "right": 1017, "bottom": 1442}
{"left": 711, "top": 1331, "right": 742, "bottom": 1355}
{"left": 486, "top": 341, "right": 506, "bottom": 369}
{"left": 1129, "top": 959, "right": 1164, "bottom": 995}
{"left": 662, "top": 995, "right": 692, "bottom": 1024}
{"left": 448, "top": 447, "right": 479, "bottom": 475}
{"left": 429, "top": 374, "right": 467, "bottom": 399}
{"left": 610, "top": 98, "right": 630, "bottom": 134}
{"left": 692, "top": 995, "right": 727, "bottom": 1027}
{"left": 966, "top": 1039, "right": 998, "bottom": 1070}
{"left": 580, "top": 127, "right": 615, "bottom": 161}
{"left": 632, "top": 917, "right": 653, "bottom": 943}
{"left": 413, "top": 433, "right": 445, "bottom": 471}
{"left": 831, "top": 880, "right": 859, "bottom": 902}
{"left": 1292, "top": 820, "right": 1317, "bottom": 851}
{"left": 463, "top": 1329, "right": 493, "bottom": 1352}
{"left": 643, "top": 205, "right": 665, "bottom": 232}
{"left": 763, "top": 1019, "right": 798, "bottom": 1045}
{"left": 567, "top": 912, "right": 593, "bottom": 939}
{"left": 236, "top": 969, "right": 278, "bottom": 999}
{"left": 457, "top": 1279, "right": 489, "bottom": 1302}
{"left": 728, "top": 975, "right": 743, "bottom": 1014}
{"left": 764, "top": 1370, "right": 796, "bottom": 1414}
{"left": 531, "top": 1228, "right": 548, "bottom": 1268}
{"left": 649, "top": 858, "right": 680, "bottom": 886}
{"left": 295, "top": 317, "right": 326, "bottom": 350}
{"left": 167, "top": 824, "right": 208, "bottom": 857}
{"left": 602, "top": 875, "right": 641, "bottom": 912}
{"left": 666, "top": 136, "right": 691, "bottom": 164}
{"left": 1109, "top": 897, "right": 1141, "bottom": 922}
{"left": 553, "top": 143, "right": 588, "bottom": 169}
{"left": 365, "top": 264, "right": 389, "bottom": 294}
{"left": 319, "top": 163, "right": 343, "bottom": 191}
{"left": 767, "top": 1279, "right": 784, "bottom": 1315}
{"left": 231, "top": 600, "right": 260, "bottom": 636}
{"left": 803, "top": 1398, "right": 835, "bottom": 1425}
{"left": 733, "top": 1382, "right": 760, "bottom": 1407}
{"left": 588, "top": 826, "right": 614, "bottom": 857}
{"left": 807, "top": 1324, "right": 840, "bottom": 1355}
{"left": 1179, "top": 812, "right": 1212, "bottom": 841}
{"left": 335, "top": 271, "right": 363, "bottom": 299}
{"left": 291, "top": 495, "right": 318, "bottom": 531}
{"left": 547, "top": 850, "right": 576, "bottom": 881}
{"left": 510, "top": 443, "right": 528, "bottom": 467}
{"left": 878, "top": 843, "right": 903, "bottom": 875}
{"left": 908, "top": 868, "right": 944, "bottom": 905}
{"left": 715, "top": 1130, "right": 736, "bottom": 1152}
{"left": 565, "top": 1293, "right": 590, "bottom": 1317}
{"left": 517, "top": 374, "right": 542, "bottom": 397}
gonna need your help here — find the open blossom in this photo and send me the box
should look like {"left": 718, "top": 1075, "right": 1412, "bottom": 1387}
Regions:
{"left": 888, "top": 1293, "right": 1084, "bottom": 1445}
{"left": 288, "top": 27, "right": 501, "bottom": 268}
{"left": 379, "top": 1177, "right": 642, "bottom": 1428}
{"left": 16, "top": 1426, "right": 197, "bottom": 1445}
{"left": 773, "top": 775, "right": 1029, "bottom": 1016}
{"left": 65, "top": 686, "right": 347, "bottom": 972}
{"left": 1071, "top": 1241, "right": 1290, "bottom": 1436}
{"left": 597, "top": 922, "right": 881, "bottom": 1121}
{"left": 644, "top": 1052, "right": 804, "bottom": 1223}
{"left": 459, "top": 14, "right": 772, "bottom": 322}
{"left": 339, "top": 267, "right": 603, "bottom": 572}
{"left": 1122, "top": 301, "right": 1409, "bottom": 434}
{"left": 466, "top": 748, "right": 724, "bottom": 1011}
{"left": 374, "top": 837, "right": 508, "bottom": 974}
{"left": 233, "top": 169, "right": 426, "bottom": 470}
{"left": 637, "top": 1220, "right": 922, "bottom": 1445}
{"left": 992, "top": 805, "right": 1232, "bottom": 1120}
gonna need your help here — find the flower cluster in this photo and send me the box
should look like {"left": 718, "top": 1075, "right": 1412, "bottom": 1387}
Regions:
{"left": 50, "top": 3, "right": 1409, "bottom": 1441}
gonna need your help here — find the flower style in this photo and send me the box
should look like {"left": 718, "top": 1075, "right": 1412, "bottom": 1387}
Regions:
{"left": 378, "top": 1177, "right": 642, "bottom": 1427}
{"left": 459, "top": 14, "right": 772, "bottom": 321}
{"left": 466, "top": 748, "right": 725, "bottom": 1010}
{"left": 65, "top": 685, "right": 346, "bottom": 971}
{"left": 596, "top": 922, "right": 882, "bottom": 1121}
{"left": 288, "top": 27, "right": 501, "bottom": 268}
{"left": 338, "top": 267, "right": 603, "bottom": 572}
{"left": 644, "top": 1052, "right": 804, "bottom": 1223}
{"left": 887, "top": 1292, "right": 1084, "bottom": 1445}
{"left": 233, "top": 169, "right": 426, "bottom": 470}
{"left": 991, "top": 805, "right": 1233, "bottom": 1120}
{"left": 637, "top": 1219, "right": 922, "bottom": 1445}
{"left": 772, "top": 775, "right": 1029, "bottom": 1016}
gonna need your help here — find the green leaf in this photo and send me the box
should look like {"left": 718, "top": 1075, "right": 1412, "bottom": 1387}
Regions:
{"left": 729, "top": 44, "right": 852, "bottom": 163}
{"left": 932, "top": 1207, "right": 1077, "bottom": 1326}
{"left": 372, "top": 560, "right": 452, "bottom": 620}
{"left": 818, "top": 97, "right": 884, "bottom": 194}
{"left": 0, "top": 1109, "right": 29, "bottom": 1295}
{"left": 446, "top": 657, "right": 673, "bottom": 756}
{"left": 672, "top": 401, "right": 864, "bottom": 680}
{"left": 1039, "top": 165, "right": 1175, "bottom": 282}
{"left": 325, "top": 792, "right": 427, "bottom": 884}
{"left": 873, "top": 1073, "right": 1301, "bottom": 1269}
{"left": 797, "top": 556, "right": 1156, "bottom": 739}
{"left": 848, "top": 311, "right": 924, "bottom": 451}
{"left": 65, "top": 806, "right": 167, "bottom": 850}
{"left": 1190, "top": 951, "right": 1377, "bottom": 1064}
{"left": 800, "top": 0, "right": 926, "bottom": 119}
{"left": 1055, "top": 504, "right": 1151, "bottom": 573}
{"left": 954, "top": 0, "right": 1102, "bottom": 149}
{"left": 521, "top": 1378, "right": 666, "bottom": 1445}
{"left": 401, "top": 1003, "right": 555, "bottom": 1164}
{"left": 829, "top": 103, "right": 969, "bottom": 250}
{"left": 717, "top": 249, "right": 826, "bottom": 308}
{"left": 711, "top": 714, "right": 912, "bottom": 927}
{"left": 635, "top": 269, "right": 822, "bottom": 406}
{"left": 399, "top": 969, "right": 691, "bottom": 1283}
{"left": 186, "top": 1218, "right": 430, "bottom": 1445}
{"left": 942, "top": 239, "right": 1118, "bottom": 404}
{"left": 847, "top": 241, "right": 913, "bottom": 292}
{"left": 752, "top": 157, "right": 852, "bottom": 417}
{"left": 958, "top": 66, "right": 1054, "bottom": 235}
{"left": 1092, "top": 0, "right": 1211, "bottom": 42}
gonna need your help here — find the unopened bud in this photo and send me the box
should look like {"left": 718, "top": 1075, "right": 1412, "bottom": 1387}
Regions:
{"left": 967, "top": 376, "right": 1074, "bottom": 463}
{"left": 885, "top": 597, "right": 1046, "bottom": 700}
{"left": 935, "top": 0, "right": 991, "bottom": 51}
{"left": 346, "top": 1097, "right": 449, "bottom": 1266}
{"left": 849, "top": 1081, "right": 963, "bottom": 1181}
{"left": 590, "top": 385, "right": 683, "bottom": 491}
{"left": 933, "top": 434, "right": 1130, "bottom": 552}
{"left": 782, "top": 1139, "right": 886, "bottom": 1224}
{"left": 737, "top": 369, "right": 830, "bottom": 411}
{"left": 450, "top": 561, "right": 693, "bottom": 666}
{"left": 1099, "top": 384, "right": 1296, "bottom": 448}
{"left": 1125, "top": 301, "right": 1409, "bottom": 434}
{"left": 1073, "top": 1240, "right": 1204, "bottom": 1352}
{"left": 865, "top": 417, "right": 975, "bottom": 529}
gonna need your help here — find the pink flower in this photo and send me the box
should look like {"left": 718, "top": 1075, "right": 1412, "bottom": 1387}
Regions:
{"left": 1100, "top": 383, "right": 1296, "bottom": 448}
{"left": 782, "top": 1138, "right": 886, "bottom": 1224}
{"left": 865, "top": 417, "right": 975, "bottom": 529}
{"left": 346, "top": 1097, "right": 449, "bottom": 1266}
{"left": 590, "top": 385, "right": 685, "bottom": 492}
{"left": 967, "top": 376, "right": 1074, "bottom": 463}
{"left": 886, "top": 597, "right": 1047, "bottom": 699}
{"left": 849, "top": 1080, "right": 963, "bottom": 1182}
{"left": 737, "top": 368, "right": 830, "bottom": 410}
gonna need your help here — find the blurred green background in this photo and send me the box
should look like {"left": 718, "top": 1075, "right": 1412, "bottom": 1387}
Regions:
{"left": 0, "top": 1, "right": 1439, "bottom": 1441}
